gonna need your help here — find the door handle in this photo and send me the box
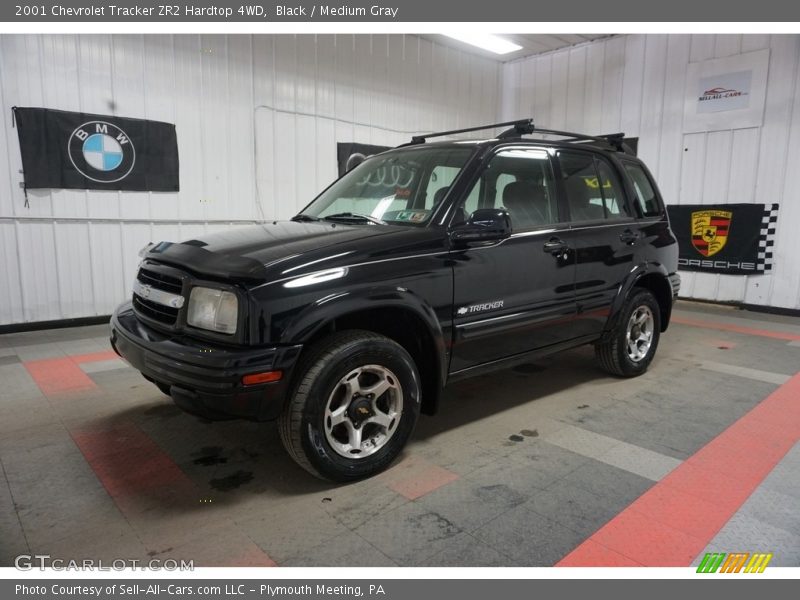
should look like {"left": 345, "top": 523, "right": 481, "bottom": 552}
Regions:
{"left": 619, "top": 229, "right": 639, "bottom": 245}
{"left": 543, "top": 237, "right": 568, "bottom": 255}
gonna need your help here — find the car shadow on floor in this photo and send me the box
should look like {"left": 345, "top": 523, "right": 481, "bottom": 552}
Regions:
{"left": 82, "top": 345, "right": 611, "bottom": 513}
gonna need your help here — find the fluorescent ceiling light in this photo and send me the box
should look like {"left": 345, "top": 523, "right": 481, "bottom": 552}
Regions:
{"left": 443, "top": 33, "right": 522, "bottom": 55}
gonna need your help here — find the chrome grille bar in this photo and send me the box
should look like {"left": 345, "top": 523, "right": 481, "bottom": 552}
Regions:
{"left": 132, "top": 278, "right": 185, "bottom": 309}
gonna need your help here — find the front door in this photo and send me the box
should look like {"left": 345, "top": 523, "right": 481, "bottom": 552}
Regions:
{"left": 449, "top": 147, "right": 579, "bottom": 373}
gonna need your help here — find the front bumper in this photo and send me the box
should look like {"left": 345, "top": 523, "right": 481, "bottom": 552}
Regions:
{"left": 110, "top": 302, "right": 302, "bottom": 421}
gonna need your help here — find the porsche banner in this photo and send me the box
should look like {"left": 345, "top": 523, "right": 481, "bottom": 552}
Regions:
{"left": 12, "top": 106, "right": 179, "bottom": 192}
{"left": 667, "top": 203, "right": 779, "bottom": 275}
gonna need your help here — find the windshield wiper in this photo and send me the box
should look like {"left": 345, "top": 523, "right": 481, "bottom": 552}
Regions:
{"left": 322, "top": 212, "right": 386, "bottom": 225}
{"left": 290, "top": 214, "right": 320, "bottom": 222}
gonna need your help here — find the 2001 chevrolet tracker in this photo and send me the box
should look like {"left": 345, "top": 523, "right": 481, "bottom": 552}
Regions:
{"left": 111, "top": 119, "right": 680, "bottom": 481}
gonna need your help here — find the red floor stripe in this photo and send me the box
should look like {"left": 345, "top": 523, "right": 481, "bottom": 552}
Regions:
{"left": 557, "top": 371, "right": 800, "bottom": 567}
{"left": 71, "top": 422, "right": 196, "bottom": 498}
{"left": 71, "top": 421, "right": 276, "bottom": 566}
{"left": 25, "top": 356, "right": 97, "bottom": 396}
{"left": 24, "top": 350, "right": 121, "bottom": 396}
{"left": 672, "top": 315, "right": 800, "bottom": 341}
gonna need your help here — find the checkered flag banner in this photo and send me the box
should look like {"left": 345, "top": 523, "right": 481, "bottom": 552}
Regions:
{"left": 758, "top": 203, "right": 779, "bottom": 272}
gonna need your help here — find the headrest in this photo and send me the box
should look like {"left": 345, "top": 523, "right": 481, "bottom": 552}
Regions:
{"left": 502, "top": 180, "right": 539, "bottom": 207}
{"left": 432, "top": 186, "right": 450, "bottom": 207}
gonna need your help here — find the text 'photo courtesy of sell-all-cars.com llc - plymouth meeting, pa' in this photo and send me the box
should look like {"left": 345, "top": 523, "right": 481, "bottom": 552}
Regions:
{"left": 111, "top": 118, "right": 680, "bottom": 483}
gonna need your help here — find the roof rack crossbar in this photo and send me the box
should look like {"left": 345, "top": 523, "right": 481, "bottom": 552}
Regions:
{"left": 410, "top": 119, "right": 533, "bottom": 144}
{"left": 403, "top": 118, "right": 633, "bottom": 154}
{"left": 515, "top": 127, "right": 632, "bottom": 153}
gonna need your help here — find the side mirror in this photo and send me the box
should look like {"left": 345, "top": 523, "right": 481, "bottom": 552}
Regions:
{"left": 450, "top": 208, "right": 512, "bottom": 245}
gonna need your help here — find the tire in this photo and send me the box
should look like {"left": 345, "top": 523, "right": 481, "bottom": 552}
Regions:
{"left": 278, "top": 330, "right": 421, "bottom": 482}
{"left": 595, "top": 288, "right": 661, "bottom": 377}
{"left": 155, "top": 382, "right": 172, "bottom": 397}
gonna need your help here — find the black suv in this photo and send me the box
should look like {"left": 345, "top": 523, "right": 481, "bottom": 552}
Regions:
{"left": 111, "top": 119, "right": 680, "bottom": 482}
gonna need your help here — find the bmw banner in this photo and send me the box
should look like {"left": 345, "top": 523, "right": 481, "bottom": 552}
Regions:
{"left": 666, "top": 203, "right": 779, "bottom": 275}
{"left": 12, "top": 106, "right": 179, "bottom": 192}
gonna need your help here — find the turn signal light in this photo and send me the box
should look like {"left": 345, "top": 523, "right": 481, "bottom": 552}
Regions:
{"left": 242, "top": 371, "right": 283, "bottom": 386}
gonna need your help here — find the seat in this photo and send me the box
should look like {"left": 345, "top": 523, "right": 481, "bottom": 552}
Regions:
{"left": 501, "top": 180, "right": 551, "bottom": 229}
{"left": 431, "top": 186, "right": 450, "bottom": 209}
{"left": 565, "top": 177, "right": 605, "bottom": 221}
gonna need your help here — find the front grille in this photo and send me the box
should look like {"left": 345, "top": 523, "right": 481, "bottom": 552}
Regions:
{"left": 132, "top": 265, "right": 185, "bottom": 327}
{"left": 133, "top": 294, "right": 180, "bottom": 325}
{"left": 137, "top": 267, "right": 182, "bottom": 295}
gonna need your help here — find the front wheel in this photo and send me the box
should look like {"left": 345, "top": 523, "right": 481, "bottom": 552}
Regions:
{"left": 278, "top": 330, "right": 421, "bottom": 482}
{"left": 595, "top": 288, "right": 661, "bottom": 377}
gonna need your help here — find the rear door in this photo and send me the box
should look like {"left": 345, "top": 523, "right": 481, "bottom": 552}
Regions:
{"left": 556, "top": 149, "right": 640, "bottom": 337}
{"left": 449, "top": 146, "right": 579, "bottom": 373}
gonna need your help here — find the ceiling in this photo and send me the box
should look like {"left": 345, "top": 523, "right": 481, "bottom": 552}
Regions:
{"left": 425, "top": 33, "right": 614, "bottom": 62}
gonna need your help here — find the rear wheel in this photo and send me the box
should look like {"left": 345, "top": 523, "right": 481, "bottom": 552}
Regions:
{"left": 595, "top": 288, "right": 661, "bottom": 377}
{"left": 278, "top": 330, "right": 421, "bottom": 482}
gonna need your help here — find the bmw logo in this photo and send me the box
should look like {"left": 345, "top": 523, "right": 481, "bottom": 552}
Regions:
{"left": 68, "top": 121, "right": 136, "bottom": 183}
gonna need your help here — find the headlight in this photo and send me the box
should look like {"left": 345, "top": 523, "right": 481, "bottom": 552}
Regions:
{"left": 187, "top": 287, "right": 238, "bottom": 334}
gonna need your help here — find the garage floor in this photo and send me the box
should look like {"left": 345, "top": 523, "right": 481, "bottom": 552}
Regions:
{"left": 1, "top": 301, "right": 799, "bottom": 568}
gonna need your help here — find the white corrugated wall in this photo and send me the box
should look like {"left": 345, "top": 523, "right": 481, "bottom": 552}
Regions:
{"left": 0, "top": 34, "right": 500, "bottom": 326}
{"left": 500, "top": 34, "right": 800, "bottom": 311}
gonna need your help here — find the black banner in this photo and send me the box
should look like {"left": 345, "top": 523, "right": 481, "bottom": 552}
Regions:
{"left": 667, "top": 203, "right": 778, "bottom": 275}
{"left": 337, "top": 142, "right": 392, "bottom": 176}
{"left": 13, "top": 107, "right": 179, "bottom": 192}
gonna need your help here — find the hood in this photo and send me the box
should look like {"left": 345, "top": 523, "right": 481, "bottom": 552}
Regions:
{"left": 142, "top": 221, "right": 412, "bottom": 283}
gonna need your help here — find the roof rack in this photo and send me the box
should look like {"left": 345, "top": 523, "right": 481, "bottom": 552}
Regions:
{"left": 409, "top": 119, "right": 534, "bottom": 144}
{"left": 521, "top": 128, "right": 632, "bottom": 154}
{"left": 405, "top": 118, "right": 633, "bottom": 154}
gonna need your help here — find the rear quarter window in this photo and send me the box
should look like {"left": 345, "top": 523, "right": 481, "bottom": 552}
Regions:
{"left": 623, "top": 162, "right": 663, "bottom": 217}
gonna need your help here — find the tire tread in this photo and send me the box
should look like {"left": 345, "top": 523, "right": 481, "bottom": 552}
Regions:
{"left": 278, "top": 330, "right": 390, "bottom": 479}
{"left": 595, "top": 288, "right": 660, "bottom": 377}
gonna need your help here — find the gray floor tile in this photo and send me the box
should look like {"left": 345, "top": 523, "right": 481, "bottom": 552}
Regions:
{"left": 472, "top": 504, "right": 585, "bottom": 566}
{"left": 739, "top": 487, "right": 800, "bottom": 537}
{"left": 422, "top": 532, "right": 515, "bottom": 567}
{"left": 13, "top": 343, "right": 66, "bottom": 362}
{"left": 559, "top": 460, "right": 653, "bottom": 506}
{"left": 0, "top": 364, "right": 44, "bottom": 402}
{"left": 353, "top": 501, "right": 463, "bottom": 566}
{"left": 524, "top": 479, "right": 629, "bottom": 538}
{"left": 413, "top": 476, "right": 528, "bottom": 533}
{"left": 709, "top": 513, "right": 800, "bottom": 567}
{"left": 281, "top": 529, "right": 397, "bottom": 567}
{"left": 760, "top": 461, "right": 800, "bottom": 501}
{"left": 81, "top": 358, "right": 129, "bottom": 374}
{"left": 236, "top": 499, "right": 352, "bottom": 564}
{"left": 320, "top": 483, "right": 409, "bottom": 530}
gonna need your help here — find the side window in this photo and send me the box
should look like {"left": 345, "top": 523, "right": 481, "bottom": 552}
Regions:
{"left": 595, "top": 159, "right": 630, "bottom": 218}
{"left": 462, "top": 180, "right": 481, "bottom": 215}
{"left": 623, "top": 163, "right": 662, "bottom": 217}
{"left": 559, "top": 152, "right": 631, "bottom": 221}
{"left": 459, "top": 148, "right": 558, "bottom": 230}
{"left": 559, "top": 151, "right": 605, "bottom": 222}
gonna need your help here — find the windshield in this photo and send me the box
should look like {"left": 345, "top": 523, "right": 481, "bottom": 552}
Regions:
{"left": 298, "top": 146, "right": 475, "bottom": 225}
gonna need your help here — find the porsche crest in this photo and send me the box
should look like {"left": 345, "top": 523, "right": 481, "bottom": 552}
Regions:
{"left": 691, "top": 209, "right": 732, "bottom": 257}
